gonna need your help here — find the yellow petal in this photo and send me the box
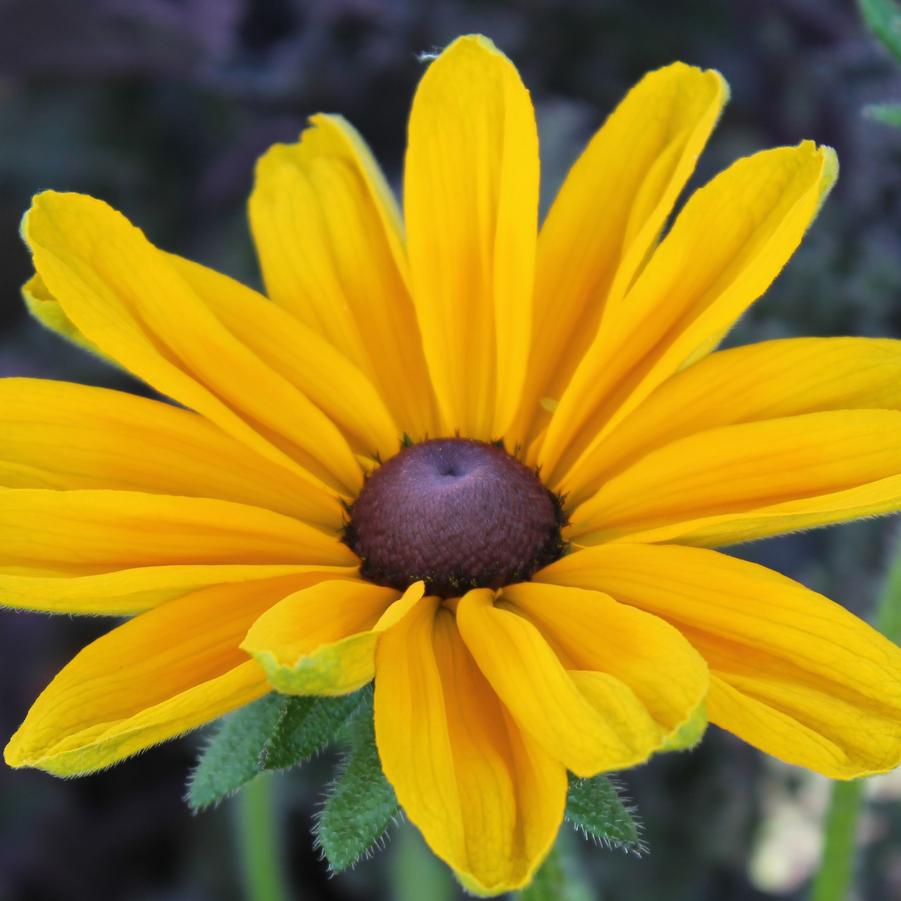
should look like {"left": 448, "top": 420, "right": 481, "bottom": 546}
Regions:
{"left": 22, "top": 191, "right": 361, "bottom": 495}
{"left": 570, "top": 409, "right": 901, "bottom": 545}
{"left": 23, "top": 273, "right": 110, "bottom": 362}
{"left": 565, "top": 336, "right": 901, "bottom": 504}
{"left": 509, "top": 63, "right": 727, "bottom": 447}
{"left": 405, "top": 35, "right": 539, "bottom": 438}
{"left": 0, "top": 377, "right": 342, "bottom": 529}
{"left": 374, "top": 596, "right": 565, "bottom": 894}
{"left": 540, "top": 142, "right": 837, "bottom": 485}
{"left": 169, "top": 255, "right": 400, "bottom": 463}
{"left": 456, "top": 589, "right": 661, "bottom": 776}
{"left": 0, "top": 488, "right": 356, "bottom": 577}
{"left": 0, "top": 564, "right": 354, "bottom": 616}
{"left": 241, "top": 580, "right": 423, "bottom": 696}
{"left": 249, "top": 115, "right": 437, "bottom": 439}
{"left": 3, "top": 576, "right": 311, "bottom": 775}
{"left": 501, "top": 582, "right": 707, "bottom": 743}
{"left": 538, "top": 543, "right": 901, "bottom": 778}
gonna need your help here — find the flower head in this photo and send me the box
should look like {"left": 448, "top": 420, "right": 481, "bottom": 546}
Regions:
{"left": 5, "top": 33, "right": 901, "bottom": 894}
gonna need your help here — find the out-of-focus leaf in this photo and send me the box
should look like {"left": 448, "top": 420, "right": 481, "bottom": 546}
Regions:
{"left": 858, "top": 0, "right": 901, "bottom": 62}
{"left": 314, "top": 692, "right": 400, "bottom": 872}
{"left": 565, "top": 774, "right": 645, "bottom": 854}
{"left": 864, "top": 102, "right": 901, "bottom": 127}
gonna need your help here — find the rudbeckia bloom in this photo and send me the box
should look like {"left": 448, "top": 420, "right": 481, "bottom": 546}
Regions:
{"left": 5, "top": 33, "right": 901, "bottom": 894}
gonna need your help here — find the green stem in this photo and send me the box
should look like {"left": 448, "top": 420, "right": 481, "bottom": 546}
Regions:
{"left": 811, "top": 529, "right": 901, "bottom": 901}
{"left": 234, "top": 773, "right": 292, "bottom": 901}
{"left": 812, "top": 781, "right": 865, "bottom": 901}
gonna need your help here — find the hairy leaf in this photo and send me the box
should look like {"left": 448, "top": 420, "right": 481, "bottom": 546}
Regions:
{"left": 314, "top": 692, "right": 400, "bottom": 872}
{"left": 565, "top": 774, "right": 645, "bottom": 854}
{"left": 188, "top": 694, "right": 289, "bottom": 811}
{"left": 188, "top": 690, "right": 364, "bottom": 811}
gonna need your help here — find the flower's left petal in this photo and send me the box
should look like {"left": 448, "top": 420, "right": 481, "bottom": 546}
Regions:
{"left": 23, "top": 191, "right": 362, "bottom": 495}
{"left": 540, "top": 142, "right": 836, "bottom": 485}
{"left": 0, "top": 563, "right": 355, "bottom": 616}
{"left": 241, "top": 580, "right": 423, "bottom": 696}
{"left": 538, "top": 543, "right": 901, "bottom": 778}
{"left": 501, "top": 582, "right": 707, "bottom": 744}
{"left": 0, "top": 377, "right": 342, "bottom": 529}
{"left": 456, "top": 589, "right": 662, "bottom": 777}
{"left": 405, "top": 35, "right": 539, "bottom": 438}
{"left": 3, "top": 575, "right": 314, "bottom": 775}
{"left": 375, "top": 596, "right": 565, "bottom": 894}
{"left": 570, "top": 409, "right": 901, "bottom": 546}
{"left": 0, "top": 488, "right": 356, "bottom": 578}
{"left": 249, "top": 115, "right": 438, "bottom": 439}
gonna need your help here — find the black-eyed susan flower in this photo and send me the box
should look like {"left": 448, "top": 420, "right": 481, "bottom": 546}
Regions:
{"left": 5, "top": 33, "right": 901, "bottom": 894}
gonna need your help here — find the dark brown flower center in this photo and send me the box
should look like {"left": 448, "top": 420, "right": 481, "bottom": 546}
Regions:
{"left": 344, "top": 438, "right": 566, "bottom": 597}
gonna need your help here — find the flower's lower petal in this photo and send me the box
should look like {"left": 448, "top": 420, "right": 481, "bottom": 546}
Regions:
{"left": 510, "top": 62, "right": 726, "bottom": 448}
{"left": 0, "top": 488, "right": 356, "bottom": 578}
{"left": 241, "top": 580, "right": 423, "bottom": 696}
{"left": 0, "top": 564, "right": 355, "bottom": 616}
{"left": 3, "top": 576, "right": 314, "bottom": 775}
{"left": 538, "top": 543, "right": 901, "bottom": 778}
{"left": 0, "top": 377, "right": 342, "bottom": 529}
{"left": 564, "top": 337, "right": 901, "bottom": 503}
{"left": 249, "top": 114, "right": 438, "bottom": 440}
{"left": 405, "top": 35, "right": 539, "bottom": 438}
{"left": 456, "top": 589, "right": 661, "bottom": 777}
{"left": 374, "top": 596, "right": 565, "bottom": 894}
{"left": 540, "top": 142, "right": 836, "bottom": 486}
{"left": 501, "top": 582, "right": 707, "bottom": 743}
{"left": 570, "top": 410, "right": 901, "bottom": 546}
{"left": 22, "top": 192, "right": 362, "bottom": 495}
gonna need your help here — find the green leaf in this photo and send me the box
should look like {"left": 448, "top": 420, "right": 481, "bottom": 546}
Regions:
{"left": 864, "top": 102, "right": 901, "bottom": 127}
{"left": 262, "top": 691, "right": 364, "bottom": 770}
{"left": 188, "top": 694, "right": 289, "bottom": 811}
{"left": 858, "top": 0, "right": 901, "bottom": 62}
{"left": 314, "top": 692, "right": 400, "bottom": 872}
{"left": 565, "top": 774, "right": 645, "bottom": 854}
{"left": 188, "top": 691, "right": 364, "bottom": 811}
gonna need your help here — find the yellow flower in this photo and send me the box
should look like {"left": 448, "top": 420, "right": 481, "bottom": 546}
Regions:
{"left": 4, "top": 32, "right": 901, "bottom": 894}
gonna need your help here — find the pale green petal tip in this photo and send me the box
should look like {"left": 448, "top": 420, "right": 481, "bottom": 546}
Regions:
{"left": 661, "top": 701, "right": 709, "bottom": 753}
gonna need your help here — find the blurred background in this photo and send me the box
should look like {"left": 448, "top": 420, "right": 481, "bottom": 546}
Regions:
{"left": 1, "top": 0, "right": 900, "bottom": 898}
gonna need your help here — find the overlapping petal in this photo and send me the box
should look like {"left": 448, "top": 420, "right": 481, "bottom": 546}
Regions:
{"left": 0, "top": 377, "right": 342, "bottom": 528}
{"left": 501, "top": 582, "right": 707, "bottom": 743}
{"left": 509, "top": 62, "right": 727, "bottom": 447}
{"left": 571, "top": 410, "right": 901, "bottom": 545}
{"left": 241, "top": 580, "right": 423, "bottom": 696}
{"left": 538, "top": 544, "right": 901, "bottom": 778}
{"left": 564, "top": 336, "right": 901, "bottom": 503}
{"left": 456, "top": 589, "right": 661, "bottom": 776}
{"left": 22, "top": 192, "right": 367, "bottom": 494}
{"left": 0, "top": 488, "right": 355, "bottom": 578}
{"left": 249, "top": 114, "right": 438, "bottom": 439}
{"left": 374, "top": 596, "right": 565, "bottom": 894}
{"left": 405, "top": 35, "right": 539, "bottom": 438}
{"left": 539, "top": 141, "right": 837, "bottom": 485}
{"left": 3, "top": 576, "right": 316, "bottom": 775}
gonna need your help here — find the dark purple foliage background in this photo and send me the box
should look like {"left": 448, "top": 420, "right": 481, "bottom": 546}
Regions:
{"left": 0, "top": 1, "right": 900, "bottom": 899}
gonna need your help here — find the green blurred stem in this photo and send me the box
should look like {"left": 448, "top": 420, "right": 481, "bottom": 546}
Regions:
{"left": 811, "top": 531, "right": 901, "bottom": 901}
{"left": 234, "top": 773, "right": 291, "bottom": 901}
{"left": 812, "top": 781, "right": 865, "bottom": 901}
